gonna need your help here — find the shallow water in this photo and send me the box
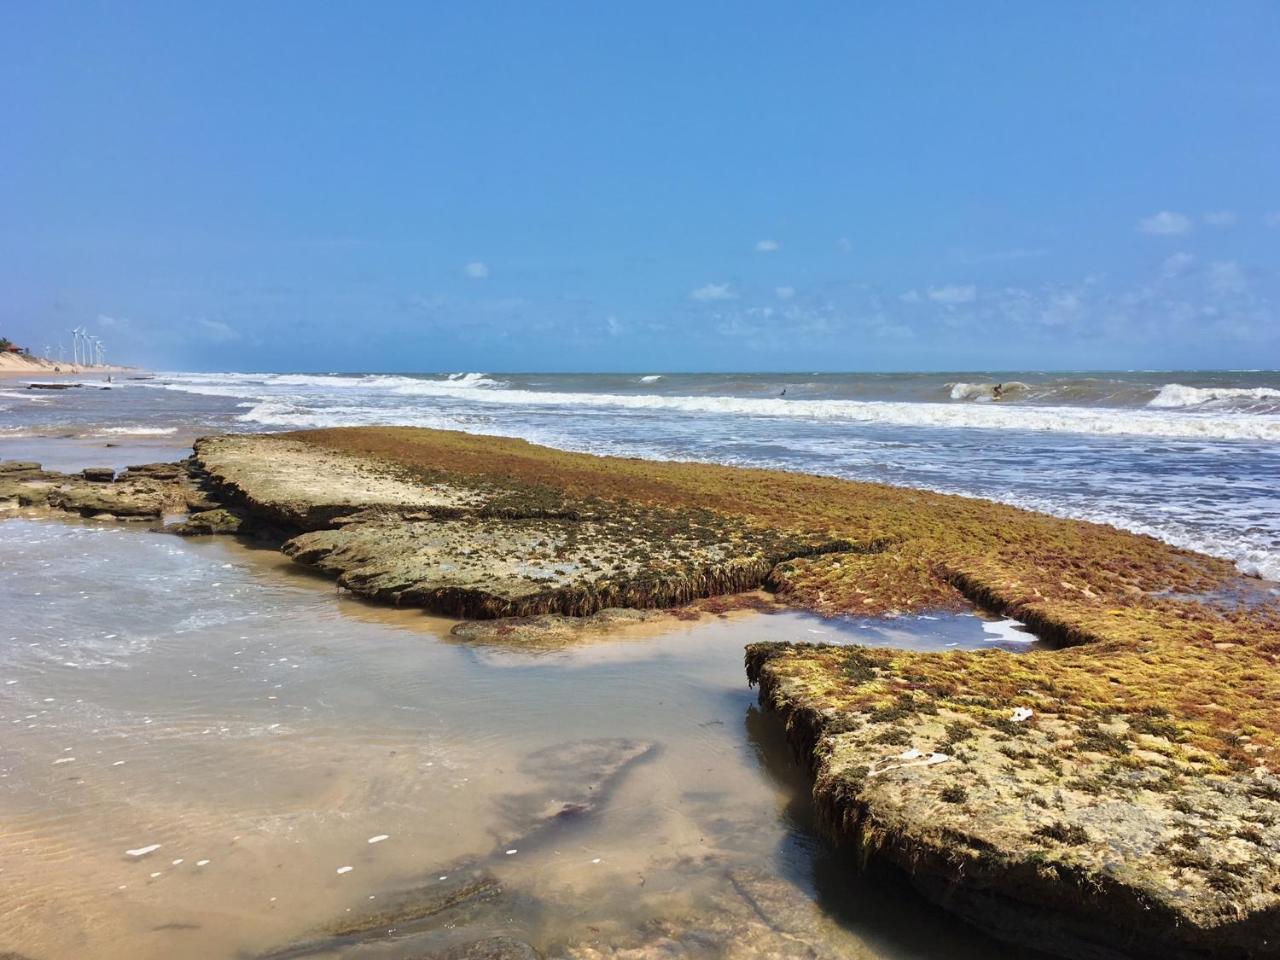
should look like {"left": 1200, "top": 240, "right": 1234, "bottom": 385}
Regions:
{"left": 0, "top": 516, "right": 1045, "bottom": 960}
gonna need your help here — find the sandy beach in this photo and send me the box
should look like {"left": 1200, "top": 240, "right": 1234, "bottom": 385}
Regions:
{"left": 0, "top": 352, "right": 134, "bottom": 379}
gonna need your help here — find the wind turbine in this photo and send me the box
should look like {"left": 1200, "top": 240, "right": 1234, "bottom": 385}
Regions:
{"left": 68, "top": 329, "right": 79, "bottom": 365}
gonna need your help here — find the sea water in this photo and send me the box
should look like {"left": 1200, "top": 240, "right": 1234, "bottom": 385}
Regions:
{"left": 0, "top": 517, "right": 1045, "bottom": 959}
{"left": 3, "top": 369, "right": 1278, "bottom": 578}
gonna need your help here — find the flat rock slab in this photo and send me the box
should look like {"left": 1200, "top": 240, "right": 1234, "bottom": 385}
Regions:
{"left": 450, "top": 608, "right": 667, "bottom": 649}
{"left": 0, "top": 460, "right": 42, "bottom": 474}
{"left": 496, "top": 738, "right": 656, "bottom": 840}
{"left": 194, "top": 435, "right": 487, "bottom": 530}
{"left": 168, "top": 508, "right": 245, "bottom": 536}
{"left": 256, "top": 869, "right": 504, "bottom": 960}
{"left": 283, "top": 513, "right": 846, "bottom": 618}
{"left": 416, "top": 938, "right": 541, "bottom": 960}
{"left": 49, "top": 477, "right": 185, "bottom": 519}
{"left": 0, "top": 460, "right": 192, "bottom": 519}
{"left": 746, "top": 642, "right": 1280, "bottom": 960}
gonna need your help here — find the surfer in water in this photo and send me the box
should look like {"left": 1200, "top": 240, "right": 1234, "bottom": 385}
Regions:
{"left": 992, "top": 383, "right": 1004, "bottom": 401}
{"left": 779, "top": 387, "right": 787, "bottom": 397}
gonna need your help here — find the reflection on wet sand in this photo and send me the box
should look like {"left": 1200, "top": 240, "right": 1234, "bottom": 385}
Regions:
{"left": 0, "top": 518, "right": 1040, "bottom": 959}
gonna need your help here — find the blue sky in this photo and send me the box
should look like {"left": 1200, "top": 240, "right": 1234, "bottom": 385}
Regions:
{"left": 2, "top": 2, "right": 1278, "bottom": 372}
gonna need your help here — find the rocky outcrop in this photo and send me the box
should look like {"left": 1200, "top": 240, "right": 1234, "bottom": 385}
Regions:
{"left": 0, "top": 459, "right": 192, "bottom": 519}
{"left": 746, "top": 642, "right": 1280, "bottom": 960}
{"left": 192, "top": 434, "right": 857, "bottom": 618}
{"left": 282, "top": 513, "right": 848, "bottom": 618}
{"left": 193, "top": 435, "right": 488, "bottom": 531}
{"left": 167, "top": 507, "right": 246, "bottom": 536}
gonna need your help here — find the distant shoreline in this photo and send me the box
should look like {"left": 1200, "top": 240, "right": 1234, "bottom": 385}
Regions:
{"left": 0, "top": 353, "right": 135, "bottom": 379}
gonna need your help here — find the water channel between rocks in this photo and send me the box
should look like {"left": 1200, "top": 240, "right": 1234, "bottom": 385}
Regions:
{"left": 0, "top": 516, "right": 1047, "bottom": 960}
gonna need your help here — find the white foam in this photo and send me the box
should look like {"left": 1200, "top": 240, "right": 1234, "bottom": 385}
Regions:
{"left": 95, "top": 426, "right": 179, "bottom": 436}
{"left": 126, "top": 844, "right": 161, "bottom": 858}
{"left": 639, "top": 375, "right": 663, "bottom": 383}
{"left": 144, "top": 370, "right": 1280, "bottom": 442}
{"left": 981, "top": 618, "right": 1035, "bottom": 644}
{"left": 1149, "top": 383, "right": 1280, "bottom": 410}
{"left": 225, "top": 380, "right": 1280, "bottom": 442}
{"left": 948, "top": 380, "right": 1029, "bottom": 401}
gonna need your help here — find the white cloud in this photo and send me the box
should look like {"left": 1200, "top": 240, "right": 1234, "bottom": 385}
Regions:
{"left": 605, "top": 315, "right": 623, "bottom": 336}
{"left": 1137, "top": 211, "right": 1191, "bottom": 236}
{"left": 1265, "top": 212, "right": 1280, "bottom": 228}
{"left": 1204, "top": 210, "right": 1237, "bottom": 227}
{"left": 690, "top": 282, "right": 737, "bottom": 302}
{"left": 774, "top": 286, "right": 795, "bottom": 300}
{"left": 927, "top": 284, "right": 977, "bottom": 305}
{"left": 1160, "top": 252, "right": 1196, "bottom": 278}
{"left": 1207, "top": 260, "right": 1247, "bottom": 294}
{"left": 1038, "top": 292, "right": 1082, "bottom": 327}
{"left": 464, "top": 261, "right": 489, "bottom": 279}
{"left": 898, "top": 289, "right": 923, "bottom": 304}
{"left": 194, "top": 319, "right": 240, "bottom": 342}
{"left": 755, "top": 239, "right": 780, "bottom": 253}
{"left": 836, "top": 237, "right": 853, "bottom": 254}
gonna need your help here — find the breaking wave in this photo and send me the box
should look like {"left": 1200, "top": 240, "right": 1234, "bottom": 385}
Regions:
{"left": 223, "top": 380, "right": 1280, "bottom": 442}
{"left": 948, "top": 381, "right": 1030, "bottom": 401}
{"left": 95, "top": 426, "right": 180, "bottom": 436}
{"left": 1148, "top": 383, "right": 1280, "bottom": 413}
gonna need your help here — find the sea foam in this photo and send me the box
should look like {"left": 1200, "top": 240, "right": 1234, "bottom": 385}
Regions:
{"left": 224, "top": 379, "right": 1280, "bottom": 442}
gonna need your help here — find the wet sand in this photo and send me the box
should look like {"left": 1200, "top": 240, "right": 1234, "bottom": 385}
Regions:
{"left": 0, "top": 515, "right": 1043, "bottom": 960}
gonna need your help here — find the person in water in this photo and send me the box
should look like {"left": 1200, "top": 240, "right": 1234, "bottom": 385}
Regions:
{"left": 992, "top": 383, "right": 1004, "bottom": 401}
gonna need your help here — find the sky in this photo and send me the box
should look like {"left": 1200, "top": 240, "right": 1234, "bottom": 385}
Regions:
{"left": 2, "top": 2, "right": 1279, "bottom": 372}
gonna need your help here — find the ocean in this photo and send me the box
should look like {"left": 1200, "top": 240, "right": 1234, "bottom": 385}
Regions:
{"left": 4, "top": 369, "right": 1278, "bottom": 580}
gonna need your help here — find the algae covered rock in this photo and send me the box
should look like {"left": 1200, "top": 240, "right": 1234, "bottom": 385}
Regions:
{"left": 282, "top": 512, "right": 846, "bottom": 618}
{"left": 48, "top": 478, "right": 181, "bottom": 519}
{"left": 168, "top": 508, "right": 245, "bottom": 536}
{"left": 194, "top": 434, "right": 488, "bottom": 530}
{"left": 255, "top": 868, "right": 504, "bottom": 960}
{"left": 745, "top": 642, "right": 1280, "bottom": 960}
{"left": 415, "top": 937, "right": 541, "bottom": 960}
{"left": 0, "top": 460, "right": 42, "bottom": 474}
{"left": 449, "top": 608, "right": 666, "bottom": 649}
